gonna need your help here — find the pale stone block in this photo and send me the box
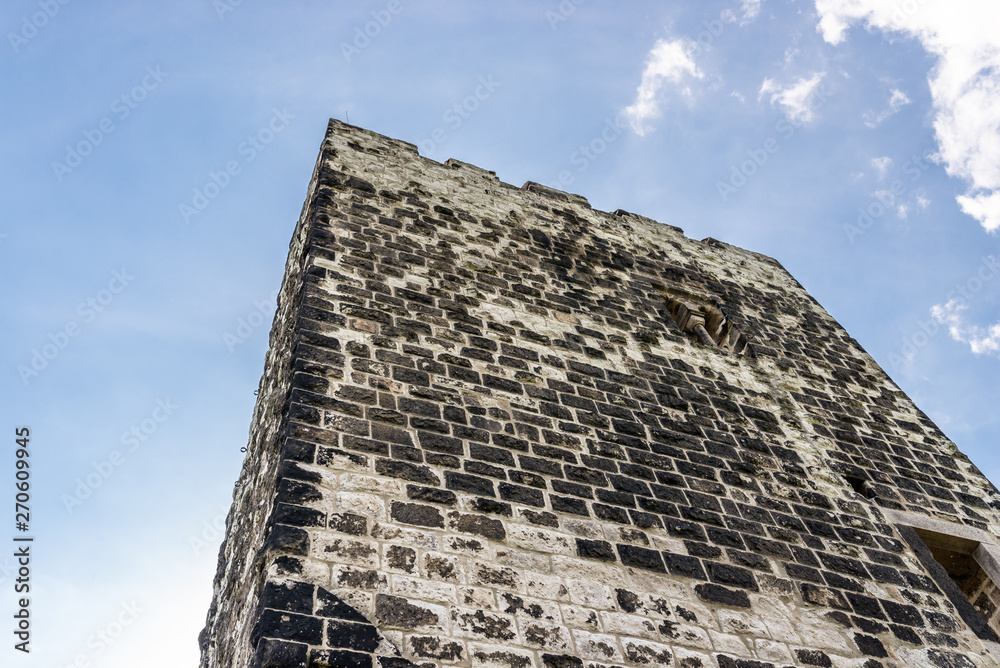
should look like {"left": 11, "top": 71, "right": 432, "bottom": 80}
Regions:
{"left": 708, "top": 629, "right": 750, "bottom": 656}
{"left": 339, "top": 472, "right": 404, "bottom": 495}
{"left": 572, "top": 629, "right": 624, "bottom": 662}
{"left": 450, "top": 606, "right": 520, "bottom": 643}
{"left": 717, "top": 609, "right": 770, "bottom": 638}
{"left": 312, "top": 533, "right": 379, "bottom": 567}
{"left": 498, "top": 591, "right": 563, "bottom": 623}
{"left": 560, "top": 604, "right": 602, "bottom": 630}
{"left": 468, "top": 642, "right": 536, "bottom": 668}
{"left": 621, "top": 637, "right": 675, "bottom": 667}
{"left": 599, "top": 611, "right": 659, "bottom": 639}
{"left": 494, "top": 546, "right": 552, "bottom": 573}
{"left": 371, "top": 522, "right": 440, "bottom": 550}
{"left": 521, "top": 621, "right": 573, "bottom": 651}
{"left": 552, "top": 556, "right": 622, "bottom": 586}
{"left": 335, "top": 491, "right": 385, "bottom": 518}
{"left": 671, "top": 624, "right": 712, "bottom": 650}
{"left": 423, "top": 551, "right": 466, "bottom": 583}
{"left": 472, "top": 561, "right": 525, "bottom": 593}
{"left": 567, "top": 578, "right": 616, "bottom": 610}
{"left": 506, "top": 525, "right": 574, "bottom": 555}
{"left": 562, "top": 518, "right": 605, "bottom": 539}
{"left": 753, "top": 639, "right": 793, "bottom": 663}
{"left": 525, "top": 573, "right": 570, "bottom": 601}
{"left": 405, "top": 634, "right": 467, "bottom": 663}
{"left": 392, "top": 574, "right": 458, "bottom": 604}
{"left": 331, "top": 565, "right": 389, "bottom": 591}
{"left": 459, "top": 586, "right": 497, "bottom": 611}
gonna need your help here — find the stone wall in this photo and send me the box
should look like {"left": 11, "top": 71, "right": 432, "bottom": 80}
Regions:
{"left": 200, "top": 120, "right": 1000, "bottom": 668}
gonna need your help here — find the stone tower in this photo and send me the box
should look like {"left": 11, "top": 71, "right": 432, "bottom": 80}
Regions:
{"left": 199, "top": 120, "right": 1000, "bottom": 668}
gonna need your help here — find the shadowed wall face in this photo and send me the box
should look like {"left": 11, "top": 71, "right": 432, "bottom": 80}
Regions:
{"left": 200, "top": 120, "right": 1000, "bottom": 668}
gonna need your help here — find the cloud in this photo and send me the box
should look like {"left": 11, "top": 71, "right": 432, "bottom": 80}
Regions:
{"left": 624, "top": 39, "right": 703, "bottom": 135}
{"left": 863, "top": 88, "right": 912, "bottom": 127}
{"left": 815, "top": 0, "right": 1000, "bottom": 233}
{"left": 931, "top": 299, "right": 1000, "bottom": 355}
{"left": 758, "top": 72, "right": 827, "bottom": 124}
{"left": 721, "top": 0, "right": 764, "bottom": 26}
{"left": 871, "top": 156, "right": 893, "bottom": 178}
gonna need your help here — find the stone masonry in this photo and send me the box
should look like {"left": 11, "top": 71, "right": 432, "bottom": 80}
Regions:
{"left": 199, "top": 120, "right": 1000, "bottom": 668}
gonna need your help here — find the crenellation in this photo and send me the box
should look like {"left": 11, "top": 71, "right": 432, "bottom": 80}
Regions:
{"left": 200, "top": 120, "right": 1000, "bottom": 668}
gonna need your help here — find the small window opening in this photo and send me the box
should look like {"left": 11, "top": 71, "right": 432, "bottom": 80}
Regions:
{"left": 664, "top": 294, "right": 752, "bottom": 356}
{"left": 904, "top": 526, "right": 1000, "bottom": 642}
{"left": 844, "top": 475, "right": 876, "bottom": 499}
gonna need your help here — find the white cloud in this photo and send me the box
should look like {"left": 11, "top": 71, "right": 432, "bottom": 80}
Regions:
{"left": 931, "top": 299, "right": 1000, "bottom": 355}
{"left": 863, "top": 87, "right": 912, "bottom": 127}
{"left": 722, "top": 0, "right": 764, "bottom": 26}
{"left": 741, "top": 0, "right": 763, "bottom": 23}
{"left": 815, "top": 0, "right": 1000, "bottom": 233}
{"left": 871, "top": 155, "right": 893, "bottom": 178}
{"left": 759, "top": 72, "right": 827, "bottom": 124}
{"left": 917, "top": 191, "right": 931, "bottom": 209}
{"left": 624, "top": 39, "right": 703, "bottom": 136}
{"left": 731, "top": 90, "right": 746, "bottom": 104}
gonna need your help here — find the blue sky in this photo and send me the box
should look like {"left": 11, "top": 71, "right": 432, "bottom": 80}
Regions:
{"left": 1, "top": 1, "right": 998, "bottom": 665}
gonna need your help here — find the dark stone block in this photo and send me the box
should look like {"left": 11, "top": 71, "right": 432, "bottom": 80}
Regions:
{"left": 405, "top": 484, "right": 456, "bottom": 506}
{"left": 260, "top": 581, "right": 314, "bottom": 615}
{"left": 445, "top": 472, "right": 496, "bottom": 496}
{"left": 449, "top": 511, "right": 506, "bottom": 540}
{"left": 254, "top": 609, "right": 324, "bottom": 646}
{"left": 308, "top": 649, "right": 373, "bottom": 668}
{"left": 499, "top": 483, "right": 545, "bottom": 507}
{"left": 390, "top": 501, "right": 444, "bottom": 528}
{"left": 847, "top": 593, "right": 885, "bottom": 620}
{"left": 927, "top": 650, "right": 976, "bottom": 668}
{"left": 707, "top": 563, "right": 758, "bottom": 591}
{"left": 253, "top": 638, "right": 308, "bottom": 668}
{"left": 577, "top": 538, "right": 616, "bottom": 562}
{"left": 617, "top": 544, "right": 665, "bottom": 572}
{"left": 325, "top": 619, "right": 380, "bottom": 652}
{"left": 795, "top": 649, "right": 832, "bottom": 667}
{"left": 854, "top": 634, "right": 888, "bottom": 658}
{"left": 663, "top": 553, "right": 707, "bottom": 580}
{"left": 541, "top": 654, "right": 584, "bottom": 668}
{"left": 890, "top": 623, "right": 922, "bottom": 644}
{"left": 882, "top": 600, "right": 923, "bottom": 627}
{"left": 694, "top": 583, "right": 751, "bottom": 608}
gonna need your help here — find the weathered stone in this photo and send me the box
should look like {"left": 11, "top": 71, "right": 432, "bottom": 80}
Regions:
{"left": 200, "top": 120, "right": 1000, "bottom": 668}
